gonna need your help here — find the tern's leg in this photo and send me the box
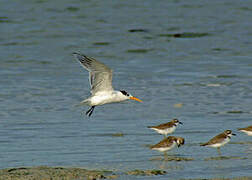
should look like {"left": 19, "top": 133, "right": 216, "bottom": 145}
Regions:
{"left": 86, "top": 106, "right": 95, "bottom": 117}
{"left": 85, "top": 107, "right": 92, "bottom": 115}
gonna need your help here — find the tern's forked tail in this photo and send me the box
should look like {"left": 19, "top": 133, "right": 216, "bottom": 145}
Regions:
{"left": 200, "top": 143, "right": 208, "bottom": 146}
{"left": 74, "top": 99, "right": 90, "bottom": 107}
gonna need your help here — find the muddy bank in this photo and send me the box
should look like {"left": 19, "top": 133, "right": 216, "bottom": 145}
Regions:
{"left": 0, "top": 166, "right": 252, "bottom": 180}
{"left": 0, "top": 166, "right": 114, "bottom": 180}
{"left": 0, "top": 166, "right": 167, "bottom": 180}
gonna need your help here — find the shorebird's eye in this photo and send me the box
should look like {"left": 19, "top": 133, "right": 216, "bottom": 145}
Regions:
{"left": 226, "top": 130, "right": 232, "bottom": 134}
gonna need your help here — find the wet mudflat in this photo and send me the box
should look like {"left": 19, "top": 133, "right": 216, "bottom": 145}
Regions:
{"left": 0, "top": 166, "right": 252, "bottom": 180}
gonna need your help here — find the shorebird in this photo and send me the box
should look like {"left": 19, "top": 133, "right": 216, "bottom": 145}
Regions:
{"left": 238, "top": 125, "right": 252, "bottom": 136}
{"left": 148, "top": 119, "right": 183, "bottom": 137}
{"left": 73, "top": 52, "right": 142, "bottom": 117}
{"left": 200, "top": 130, "right": 236, "bottom": 155}
{"left": 150, "top": 136, "right": 185, "bottom": 156}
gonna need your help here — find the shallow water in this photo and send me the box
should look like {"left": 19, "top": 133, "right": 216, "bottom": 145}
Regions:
{"left": 1, "top": 0, "right": 252, "bottom": 179}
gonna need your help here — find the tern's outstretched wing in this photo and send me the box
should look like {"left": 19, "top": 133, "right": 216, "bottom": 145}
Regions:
{"left": 73, "top": 52, "right": 113, "bottom": 94}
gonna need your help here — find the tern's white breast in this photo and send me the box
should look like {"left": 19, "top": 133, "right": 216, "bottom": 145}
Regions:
{"left": 89, "top": 91, "right": 127, "bottom": 106}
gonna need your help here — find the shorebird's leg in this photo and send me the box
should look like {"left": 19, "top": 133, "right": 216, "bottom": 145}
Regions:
{"left": 164, "top": 152, "right": 168, "bottom": 160}
{"left": 217, "top": 147, "right": 221, "bottom": 156}
{"left": 86, "top": 106, "right": 95, "bottom": 117}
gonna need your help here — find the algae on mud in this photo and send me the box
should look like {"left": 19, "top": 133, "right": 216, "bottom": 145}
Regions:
{"left": 158, "top": 32, "right": 210, "bottom": 38}
{"left": 126, "top": 169, "right": 166, "bottom": 176}
{"left": 204, "top": 156, "right": 247, "bottom": 161}
{"left": 150, "top": 156, "right": 194, "bottom": 161}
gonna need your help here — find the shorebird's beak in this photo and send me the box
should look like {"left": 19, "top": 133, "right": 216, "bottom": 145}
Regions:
{"left": 179, "top": 122, "right": 183, "bottom": 125}
{"left": 232, "top": 133, "right": 236, "bottom": 136}
{"left": 130, "top": 97, "right": 143, "bottom": 102}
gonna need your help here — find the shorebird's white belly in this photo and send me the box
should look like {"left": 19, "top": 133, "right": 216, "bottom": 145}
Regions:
{"left": 208, "top": 138, "right": 230, "bottom": 148}
{"left": 152, "top": 126, "right": 176, "bottom": 135}
{"left": 152, "top": 142, "right": 176, "bottom": 152}
{"left": 240, "top": 130, "right": 252, "bottom": 136}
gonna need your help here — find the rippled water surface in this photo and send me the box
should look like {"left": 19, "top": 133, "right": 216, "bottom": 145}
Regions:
{"left": 1, "top": 0, "right": 252, "bottom": 179}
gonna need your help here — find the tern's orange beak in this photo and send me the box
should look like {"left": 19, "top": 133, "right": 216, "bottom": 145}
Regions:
{"left": 130, "top": 96, "right": 143, "bottom": 102}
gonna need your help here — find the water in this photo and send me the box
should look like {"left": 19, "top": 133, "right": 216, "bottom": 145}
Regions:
{"left": 1, "top": 0, "right": 252, "bottom": 179}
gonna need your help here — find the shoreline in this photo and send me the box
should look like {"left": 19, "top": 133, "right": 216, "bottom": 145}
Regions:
{"left": 0, "top": 166, "right": 252, "bottom": 180}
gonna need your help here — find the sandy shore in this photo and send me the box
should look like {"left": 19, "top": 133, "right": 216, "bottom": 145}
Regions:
{"left": 0, "top": 166, "right": 251, "bottom": 180}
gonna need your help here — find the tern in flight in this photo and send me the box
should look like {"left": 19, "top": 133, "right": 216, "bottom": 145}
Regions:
{"left": 73, "top": 52, "right": 142, "bottom": 117}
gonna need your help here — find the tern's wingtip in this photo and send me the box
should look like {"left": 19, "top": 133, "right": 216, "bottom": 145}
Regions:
{"left": 72, "top": 52, "right": 88, "bottom": 59}
{"left": 72, "top": 52, "right": 80, "bottom": 56}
